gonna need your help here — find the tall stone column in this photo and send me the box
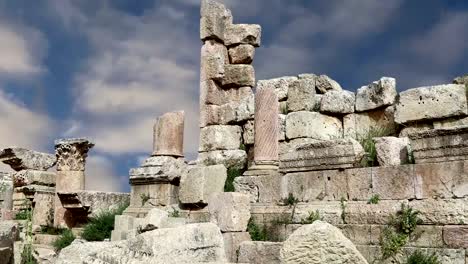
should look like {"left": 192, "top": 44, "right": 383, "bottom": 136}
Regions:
{"left": 152, "top": 111, "right": 184, "bottom": 157}
{"left": 253, "top": 86, "right": 279, "bottom": 167}
{"left": 54, "top": 138, "right": 94, "bottom": 227}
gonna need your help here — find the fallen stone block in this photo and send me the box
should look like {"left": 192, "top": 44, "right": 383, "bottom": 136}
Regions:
{"left": 320, "top": 90, "right": 355, "bottom": 114}
{"left": 56, "top": 239, "right": 114, "bottom": 264}
{"left": 285, "top": 111, "right": 342, "bottom": 140}
{"left": 136, "top": 208, "right": 169, "bottom": 233}
{"left": 198, "top": 150, "right": 247, "bottom": 170}
{"left": 199, "top": 125, "right": 242, "bottom": 152}
{"left": 315, "top": 75, "right": 342, "bottom": 94}
{"left": 225, "top": 24, "right": 261, "bottom": 47}
{"left": 394, "top": 84, "right": 468, "bottom": 124}
{"left": 208, "top": 192, "right": 250, "bottom": 232}
{"left": 13, "top": 170, "right": 55, "bottom": 187}
{"left": 355, "top": 77, "right": 396, "bottom": 112}
{"left": 57, "top": 191, "right": 130, "bottom": 218}
{"left": 238, "top": 241, "right": 283, "bottom": 264}
{"left": 179, "top": 164, "right": 227, "bottom": 205}
{"left": 280, "top": 139, "right": 364, "bottom": 172}
{"left": 130, "top": 156, "right": 187, "bottom": 183}
{"left": 229, "top": 44, "right": 255, "bottom": 64}
{"left": 281, "top": 221, "right": 368, "bottom": 264}
{"left": 287, "top": 78, "right": 316, "bottom": 112}
{"left": 374, "top": 137, "right": 410, "bottom": 166}
{"left": 222, "top": 64, "right": 255, "bottom": 87}
{"left": 257, "top": 76, "right": 297, "bottom": 101}
{"left": 0, "top": 148, "right": 56, "bottom": 171}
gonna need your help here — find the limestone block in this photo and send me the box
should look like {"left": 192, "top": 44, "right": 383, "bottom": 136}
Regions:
{"left": 200, "top": 0, "right": 232, "bottom": 41}
{"left": 129, "top": 183, "right": 178, "bottom": 208}
{"left": 443, "top": 226, "right": 468, "bottom": 248}
{"left": 32, "top": 191, "right": 54, "bottom": 229}
{"left": 453, "top": 74, "right": 468, "bottom": 85}
{"left": 280, "top": 221, "right": 368, "bottom": 264}
{"left": 285, "top": 111, "right": 342, "bottom": 140}
{"left": 287, "top": 78, "right": 316, "bottom": 112}
{"left": 374, "top": 137, "right": 410, "bottom": 166}
{"left": 131, "top": 158, "right": 187, "bottom": 183}
{"left": 198, "top": 150, "right": 247, "bottom": 170}
{"left": 111, "top": 215, "right": 135, "bottom": 241}
{"left": 13, "top": 170, "right": 55, "bottom": 187}
{"left": 199, "top": 125, "right": 242, "bottom": 152}
{"left": 225, "top": 24, "right": 261, "bottom": 47}
{"left": 233, "top": 172, "right": 282, "bottom": 203}
{"left": 278, "top": 114, "right": 286, "bottom": 141}
{"left": 34, "top": 234, "right": 58, "bottom": 246}
{"left": 179, "top": 165, "right": 227, "bottom": 205}
{"left": 137, "top": 208, "right": 169, "bottom": 233}
{"left": 0, "top": 148, "right": 56, "bottom": 171}
{"left": 371, "top": 165, "right": 415, "bottom": 200}
{"left": 83, "top": 223, "right": 227, "bottom": 264}
{"left": 346, "top": 168, "right": 372, "bottom": 201}
{"left": 399, "top": 123, "right": 432, "bottom": 137}
{"left": 229, "top": 44, "right": 255, "bottom": 64}
{"left": 280, "top": 139, "right": 364, "bottom": 172}
{"left": 315, "top": 75, "right": 343, "bottom": 94}
{"left": 232, "top": 93, "right": 255, "bottom": 122}
{"left": 56, "top": 239, "right": 117, "bottom": 264}
{"left": 208, "top": 192, "right": 250, "bottom": 232}
{"left": 355, "top": 77, "right": 397, "bottom": 112}
{"left": 338, "top": 224, "right": 372, "bottom": 245}
{"left": 222, "top": 232, "right": 251, "bottom": 263}
{"left": 257, "top": 76, "right": 297, "bottom": 101}
{"left": 0, "top": 221, "right": 18, "bottom": 263}
{"left": 56, "top": 170, "right": 85, "bottom": 192}
{"left": 283, "top": 171, "right": 326, "bottom": 202}
{"left": 34, "top": 246, "right": 56, "bottom": 263}
{"left": 323, "top": 170, "right": 348, "bottom": 201}
{"left": 279, "top": 138, "right": 320, "bottom": 155}
{"left": 200, "top": 80, "right": 253, "bottom": 106}
{"left": 153, "top": 111, "right": 184, "bottom": 157}
{"left": 395, "top": 84, "right": 468, "bottom": 124}
{"left": 200, "top": 40, "right": 228, "bottom": 82}
{"left": 343, "top": 106, "right": 396, "bottom": 139}
{"left": 433, "top": 116, "right": 468, "bottom": 129}
{"left": 58, "top": 191, "right": 130, "bottom": 218}
{"left": 222, "top": 64, "right": 255, "bottom": 87}
{"left": 243, "top": 120, "right": 254, "bottom": 145}
{"left": 238, "top": 241, "right": 282, "bottom": 264}
{"left": 320, "top": 90, "right": 355, "bottom": 114}
{"left": 160, "top": 217, "right": 187, "bottom": 229}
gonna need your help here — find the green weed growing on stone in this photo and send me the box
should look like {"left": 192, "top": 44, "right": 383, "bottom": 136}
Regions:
{"left": 140, "top": 193, "right": 151, "bottom": 206}
{"left": 53, "top": 229, "right": 76, "bottom": 251}
{"left": 40, "top": 226, "right": 66, "bottom": 235}
{"left": 367, "top": 194, "right": 380, "bottom": 204}
{"left": 392, "top": 203, "right": 422, "bottom": 235}
{"left": 224, "top": 168, "right": 244, "bottom": 192}
{"left": 380, "top": 226, "right": 409, "bottom": 260}
{"left": 170, "top": 209, "right": 180, "bottom": 218}
{"left": 300, "top": 210, "right": 322, "bottom": 224}
{"left": 357, "top": 127, "right": 392, "bottom": 167}
{"left": 406, "top": 250, "right": 440, "bottom": 264}
{"left": 247, "top": 218, "right": 268, "bottom": 241}
{"left": 81, "top": 202, "right": 128, "bottom": 241}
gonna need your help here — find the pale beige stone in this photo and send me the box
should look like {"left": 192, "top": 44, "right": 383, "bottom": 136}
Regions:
{"left": 399, "top": 123, "right": 432, "bottom": 137}
{"left": 32, "top": 191, "right": 54, "bottom": 230}
{"left": 243, "top": 120, "right": 254, "bottom": 145}
{"left": 12, "top": 170, "right": 55, "bottom": 187}
{"left": 371, "top": 165, "right": 415, "bottom": 200}
{"left": 225, "top": 24, "right": 261, "bottom": 47}
{"left": 198, "top": 150, "right": 247, "bottom": 170}
{"left": 315, "top": 75, "right": 343, "bottom": 94}
{"left": 346, "top": 168, "right": 372, "bottom": 201}
{"left": 254, "top": 86, "right": 279, "bottom": 163}
{"left": 200, "top": 0, "right": 232, "bottom": 41}
{"left": 200, "top": 80, "right": 253, "bottom": 106}
{"left": 0, "top": 148, "right": 56, "bottom": 172}
{"left": 257, "top": 76, "right": 297, "bottom": 101}
{"left": 443, "top": 226, "right": 468, "bottom": 248}
{"left": 283, "top": 171, "right": 326, "bottom": 202}
{"left": 229, "top": 44, "right": 255, "bottom": 64}
{"left": 374, "top": 137, "right": 410, "bottom": 166}
{"left": 55, "top": 138, "right": 94, "bottom": 172}
{"left": 285, "top": 111, "right": 342, "bottom": 140}
{"left": 320, "top": 90, "right": 355, "bottom": 114}
{"left": 129, "top": 183, "right": 178, "bottom": 208}
{"left": 238, "top": 241, "right": 282, "bottom": 264}
{"left": 208, "top": 193, "right": 250, "bottom": 232}
{"left": 355, "top": 77, "right": 396, "bottom": 112}
{"left": 433, "top": 116, "right": 468, "bottom": 129}
{"left": 278, "top": 114, "right": 286, "bottom": 141}
{"left": 233, "top": 172, "right": 282, "bottom": 203}
{"left": 153, "top": 111, "right": 184, "bottom": 157}
{"left": 179, "top": 165, "right": 227, "bottom": 205}
{"left": 287, "top": 78, "right": 316, "bottom": 112}
{"left": 199, "top": 125, "right": 242, "bottom": 152}
{"left": 200, "top": 40, "right": 228, "bottom": 82}
{"left": 222, "top": 232, "right": 251, "bottom": 263}
{"left": 222, "top": 64, "right": 255, "bottom": 87}
{"left": 343, "top": 106, "right": 396, "bottom": 139}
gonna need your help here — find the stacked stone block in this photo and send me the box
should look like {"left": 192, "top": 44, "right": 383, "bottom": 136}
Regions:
{"left": 0, "top": 172, "right": 13, "bottom": 220}
{"left": 198, "top": 0, "right": 261, "bottom": 170}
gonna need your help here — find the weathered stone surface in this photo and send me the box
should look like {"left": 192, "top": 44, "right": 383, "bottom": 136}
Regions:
{"left": 201, "top": 94, "right": 254, "bottom": 126}
{"left": 0, "top": 221, "right": 18, "bottom": 264}
{"left": 243, "top": 120, "right": 254, "bottom": 145}
{"left": 129, "top": 182, "right": 178, "bottom": 209}
{"left": 280, "top": 139, "right": 364, "bottom": 172}
{"left": 371, "top": 165, "right": 415, "bottom": 200}
{"left": 111, "top": 215, "right": 135, "bottom": 241}
{"left": 57, "top": 191, "right": 130, "bottom": 217}
{"left": 199, "top": 125, "right": 242, "bottom": 152}
{"left": 222, "top": 64, "right": 255, "bottom": 87}
{"left": 13, "top": 170, "right": 55, "bottom": 187}
{"left": 254, "top": 86, "right": 279, "bottom": 164}
{"left": 137, "top": 208, "right": 169, "bottom": 233}
{"left": 433, "top": 116, "right": 468, "bottom": 129}
{"left": 201, "top": 80, "right": 253, "bottom": 106}
{"left": 355, "top": 77, "right": 397, "bottom": 112}
{"left": 315, "top": 75, "right": 343, "bottom": 94}
{"left": 346, "top": 168, "right": 372, "bottom": 201}
{"left": 32, "top": 191, "right": 54, "bottom": 230}
{"left": 257, "top": 77, "right": 297, "bottom": 101}
{"left": 209, "top": 192, "right": 250, "bottom": 232}
{"left": 408, "top": 126, "right": 468, "bottom": 164}
{"left": 283, "top": 171, "right": 326, "bottom": 202}
{"left": 200, "top": 0, "right": 232, "bottom": 41}
{"left": 55, "top": 138, "right": 94, "bottom": 171}
{"left": 0, "top": 148, "right": 56, "bottom": 171}
{"left": 395, "top": 84, "right": 468, "bottom": 124}
{"left": 153, "top": 111, "right": 184, "bottom": 157}
{"left": 198, "top": 150, "right": 247, "bottom": 169}
{"left": 84, "top": 223, "right": 227, "bottom": 264}
{"left": 130, "top": 156, "right": 187, "bottom": 183}
{"left": 285, "top": 111, "right": 342, "bottom": 140}
{"left": 287, "top": 78, "right": 316, "bottom": 112}
{"left": 453, "top": 74, "right": 468, "bottom": 85}
{"left": 238, "top": 241, "right": 282, "bottom": 264}
{"left": 179, "top": 165, "right": 227, "bottom": 205}
{"left": 223, "top": 232, "right": 251, "bottom": 263}
{"left": 225, "top": 24, "right": 261, "bottom": 47}
{"left": 201, "top": 40, "right": 228, "bottom": 82}
{"left": 343, "top": 106, "right": 396, "bottom": 139}
{"left": 320, "top": 90, "right": 355, "bottom": 114}
{"left": 278, "top": 114, "right": 286, "bottom": 141}
{"left": 34, "top": 246, "right": 57, "bottom": 264}
{"left": 234, "top": 172, "right": 281, "bottom": 203}
{"left": 279, "top": 138, "right": 320, "bottom": 155}
{"left": 56, "top": 239, "right": 113, "bottom": 264}
{"left": 281, "top": 221, "right": 368, "bottom": 264}
{"left": 443, "top": 225, "right": 468, "bottom": 248}
{"left": 399, "top": 123, "right": 432, "bottom": 137}
{"left": 374, "top": 137, "right": 410, "bottom": 166}
{"left": 229, "top": 44, "right": 255, "bottom": 64}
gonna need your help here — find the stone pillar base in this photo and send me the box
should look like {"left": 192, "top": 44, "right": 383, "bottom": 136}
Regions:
{"left": 243, "top": 162, "right": 279, "bottom": 176}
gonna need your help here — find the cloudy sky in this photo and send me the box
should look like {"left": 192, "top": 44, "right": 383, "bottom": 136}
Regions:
{"left": 0, "top": 0, "right": 467, "bottom": 192}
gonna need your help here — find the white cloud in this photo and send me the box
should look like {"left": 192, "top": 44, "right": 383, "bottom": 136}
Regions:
{"left": 85, "top": 155, "right": 126, "bottom": 192}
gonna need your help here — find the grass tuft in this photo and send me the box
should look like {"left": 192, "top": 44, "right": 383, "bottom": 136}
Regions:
{"left": 224, "top": 168, "right": 244, "bottom": 192}
{"left": 367, "top": 194, "right": 380, "bottom": 204}
{"left": 53, "top": 229, "right": 76, "bottom": 251}
{"left": 81, "top": 202, "right": 128, "bottom": 241}
{"left": 406, "top": 250, "right": 440, "bottom": 264}
{"left": 357, "top": 127, "right": 392, "bottom": 167}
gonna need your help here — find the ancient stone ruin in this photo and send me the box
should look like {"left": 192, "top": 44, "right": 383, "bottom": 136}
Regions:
{"left": 1, "top": 0, "right": 468, "bottom": 263}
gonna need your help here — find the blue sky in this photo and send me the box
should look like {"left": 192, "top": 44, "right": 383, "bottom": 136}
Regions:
{"left": 0, "top": 0, "right": 467, "bottom": 192}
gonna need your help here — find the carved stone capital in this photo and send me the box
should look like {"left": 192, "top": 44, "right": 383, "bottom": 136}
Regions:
{"left": 54, "top": 138, "right": 94, "bottom": 171}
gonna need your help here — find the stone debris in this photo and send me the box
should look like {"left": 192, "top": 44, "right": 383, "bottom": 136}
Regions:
{"left": 0, "top": 148, "right": 56, "bottom": 172}
{"left": 285, "top": 111, "right": 342, "bottom": 140}
{"left": 179, "top": 164, "right": 227, "bottom": 205}
{"left": 280, "top": 221, "right": 368, "bottom": 264}
{"left": 374, "top": 137, "right": 410, "bottom": 166}
{"left": 355, "top": 77, "right": 397, "bottom": 112}
{"left": 208, "top": 192, "right": 250, "bottom": 232}
{"left": 320, "top": 89, "right": 355, "bottom": 114}
{"left": 315, "top": 74, "right": 342, "bottom": 94}
{"left": 395, "top": 84, "right": 468, "bottom": 124}
{"left": 287, "top": 78, "right": 316, "bottom": 112}
{"left": 130, "top": 156, "right": 187, "bottom": 183}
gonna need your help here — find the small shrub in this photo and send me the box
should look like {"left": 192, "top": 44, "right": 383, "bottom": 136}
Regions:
{"left": 367, "top": 194, "right": 380, "bottom": 204}
{"left": 21, "top": 243, "right": 37, "bottom": 264}
{"left": 392, "top": 204, "right": 422, "bottom": 235}
{"left": 406, "top": 250, "right": 440, "bottom": 264}
{"left": 380, "top": 226, "right": 408, "bottom": 260}
{"left": 53, "top": 229, "right": 75, "bottom": 251}
{"left": 170, "top": 209, "right": 180, "bottom": 218}
{"left": 358, "top": 127, "right": 392, "bottom": 167}
{"left": 301, "top": 210, "right": 322, "bottom": 224}
{"left": 224, "top": 168, "right": 244, "bottom": 192}
{"left": 15, "top": 209, "right": 32, "bottom": 220}
{"left": 81, "top": 203, "right": 128, "bottom": 241}
{"left": 247, "top": 218, "right": 268, "bottom": 241}
{"left": 239, "top": 143, "right": 246, "bottom": 151}
{"left": 282, "top": 193, "right": 299, "bottom": 206}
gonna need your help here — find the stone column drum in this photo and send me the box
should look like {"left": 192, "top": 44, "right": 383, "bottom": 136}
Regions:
{"left": 54, "top": 138, "right": 94, "bottom": 227}
{"left": 152, "top": 111, "right": 185, "bottom": 157}
{"left": 253, "top": 86, "right": 279, "bottom": 166}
